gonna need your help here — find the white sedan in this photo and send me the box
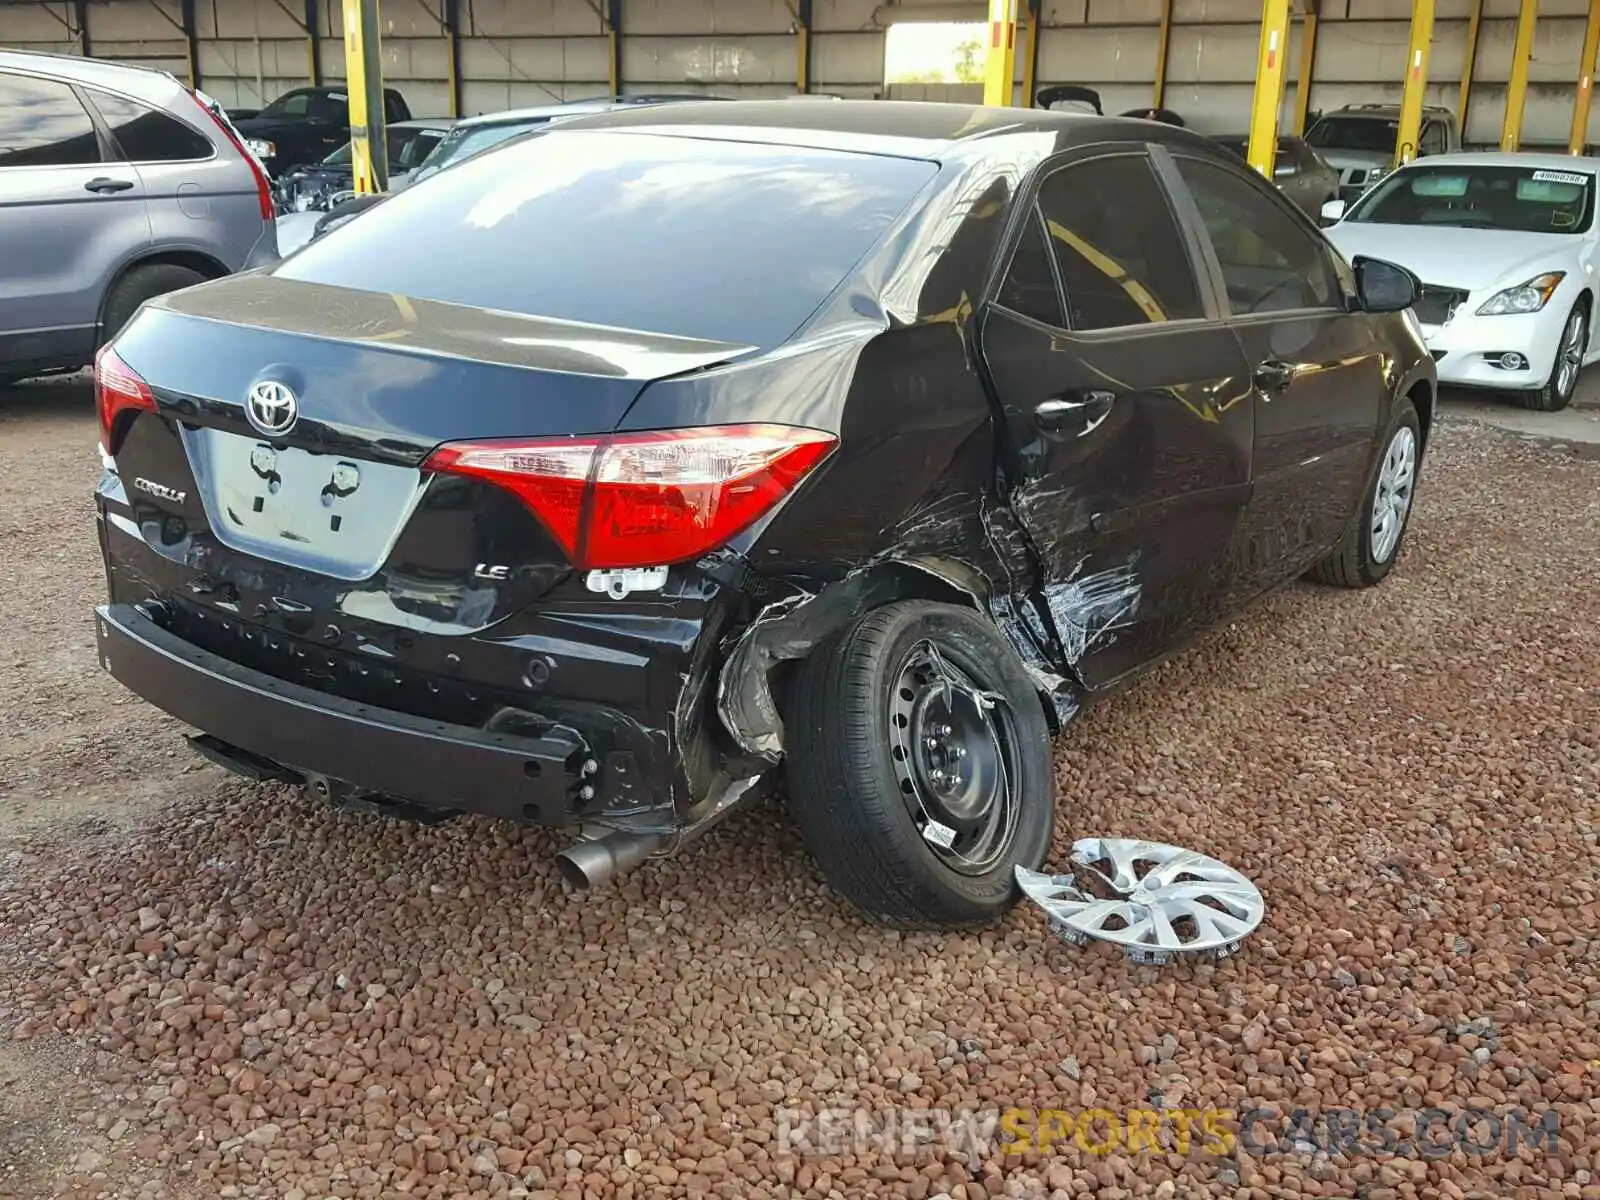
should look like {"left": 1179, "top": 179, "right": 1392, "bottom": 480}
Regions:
{"left": 1322, "top": 152, "right": 1599, "bottom": 411}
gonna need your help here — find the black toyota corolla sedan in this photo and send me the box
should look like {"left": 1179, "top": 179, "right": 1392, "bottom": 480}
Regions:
{"left": 94, "top": 101, "right": 1434, "bottom": 929}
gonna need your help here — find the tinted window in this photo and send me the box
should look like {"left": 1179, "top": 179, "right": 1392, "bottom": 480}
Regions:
{"left": 1306, "top": 115, "right": 1397, "bottom": 153}
{"left": 1419, "top": 121, "right": 1447, "bottom": 156}
{"left": 89, "top": 90, "right": 212, "bottom": 162}
{"left": 996, "top": 209, "right": 1063, "bottom": 326}
{"left": 1176, "top": 157, "right": 1340, "bottom": 314}
{"left": 0, "top": 72, "right": 99, "bottom": 167}
{"left": 261, "top": 89, "right": 345, "bottom": 121}
{"left": 278, "top": 130, "right": 937, "bottom": 347}
{"left": 1034, "top": 155, "right": 1204, "bottom": 330}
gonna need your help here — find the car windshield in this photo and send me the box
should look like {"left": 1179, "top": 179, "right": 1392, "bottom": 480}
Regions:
{"left": 259, "top": 89, "right": 346, "bottom": 121}
{"left": 1347, "top": 163, "right": 1595, "bottom": 233}
{"left": 1306, "top": 116, "right": 1398, "bottom": 152}
{"left": 322, "top": 126, "right": 446, "bottom": 170}
{"left": 408, "top": 120, "right": 553, "bottom": 184}
{"left": 277, "top": 129, "right": 938, "bottom": 347}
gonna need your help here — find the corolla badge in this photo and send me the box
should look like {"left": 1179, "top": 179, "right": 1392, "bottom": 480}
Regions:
{"left": 246, "top": 380, "right": 299, "bottom": 437}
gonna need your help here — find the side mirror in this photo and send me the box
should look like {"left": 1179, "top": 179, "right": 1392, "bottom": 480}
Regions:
{"left": 1273, "top": 162, "right": 1298, "bottom": 179}
{"left": 1320, "top": 198, "right": 1347, "bottom": 223}
{"left": 1352, "top": 256, "right": 1418, "bottom": 314}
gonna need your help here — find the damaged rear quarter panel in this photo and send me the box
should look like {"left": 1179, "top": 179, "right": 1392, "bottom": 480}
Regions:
{"left": 628, "top": 153, "right": 1095, "bottom": 758}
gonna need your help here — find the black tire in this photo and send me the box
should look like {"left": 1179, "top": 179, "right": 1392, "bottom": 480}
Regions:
{"left": 1511, "top": 300, "right": 1586, "bottom": 413}
{"left": 784, "top": 600, "right": 1055, "bottom": 929}
{"left": 100, "top": 264, "right": 206, "bottom": 347}
{"left": 1307, "top": 398, "right": 1422, "bottom": 588}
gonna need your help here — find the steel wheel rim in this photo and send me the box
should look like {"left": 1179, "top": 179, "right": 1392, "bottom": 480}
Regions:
{"left": 1370, "top": 424, "right": 1416, "bottom": 564}
{"left": 886, "top": 640, "right": 1018, "bottom": 875}
{"left": 1556, "top": 310, "right": 1585, "bottom": 398}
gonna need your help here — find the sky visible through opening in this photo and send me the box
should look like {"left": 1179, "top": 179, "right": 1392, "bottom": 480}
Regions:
{"left": 883, "top": 22, "right": 986, "bottom": 86}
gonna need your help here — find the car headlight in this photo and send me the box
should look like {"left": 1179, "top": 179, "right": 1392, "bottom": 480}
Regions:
{"left": 1476, "top": 272, "right": 1565, "bottom": 316}
{"left": 245, "top": 138, "right": 276, "bottom": 158}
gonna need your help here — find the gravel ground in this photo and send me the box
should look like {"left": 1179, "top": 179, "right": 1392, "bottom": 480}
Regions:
{"left": 1, "top": 377, "right": 1597, "bottom": 1200}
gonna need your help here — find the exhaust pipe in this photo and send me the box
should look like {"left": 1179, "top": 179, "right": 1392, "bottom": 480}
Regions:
{"left": 556, "top": 830, "right": 668, "bottom": 890}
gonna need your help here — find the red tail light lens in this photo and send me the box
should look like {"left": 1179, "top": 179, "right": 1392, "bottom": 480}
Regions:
{"left": 426, "top": 424, "right": 836, "bottom": 570}
{"left": 191, "top": 91, "right": 274, "bottom": 221}
{"left": 95, "top": 344, "right": 157, "bottom": 451}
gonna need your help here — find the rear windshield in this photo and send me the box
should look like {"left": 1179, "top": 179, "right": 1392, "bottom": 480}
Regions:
{"left": 277, "top": 130, "right": 937, "bottom": 347}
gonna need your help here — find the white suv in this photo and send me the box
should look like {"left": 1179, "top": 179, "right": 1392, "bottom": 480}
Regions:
{"left": 1306, "top": 103, "right": 1460, "bottom": 203}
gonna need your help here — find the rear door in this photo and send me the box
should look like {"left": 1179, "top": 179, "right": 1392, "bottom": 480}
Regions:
{"left": 83, "top": 86, "right": 264, "bottom": 272}
{"left": 979, "top": 144, "right": 1256, "bottom": 689}
{"left": 0, "top": 70, "right": 149, "bottom": 370}
{"left": 1167, "top": 150, "right": 1385, "bottom": 595}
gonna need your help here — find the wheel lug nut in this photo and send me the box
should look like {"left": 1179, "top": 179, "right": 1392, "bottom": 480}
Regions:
{"left": 925, "top": 736, "right": 939, "bottom": 750}
{"left": 940, "top": 724, "right": 953, "bottom": 736}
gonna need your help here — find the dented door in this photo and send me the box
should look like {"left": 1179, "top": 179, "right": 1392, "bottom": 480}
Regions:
{"left": 979, "top": 149, "right": 1255, "bottom": 690}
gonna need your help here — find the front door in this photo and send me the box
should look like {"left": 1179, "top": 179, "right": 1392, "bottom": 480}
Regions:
{"left": 979, "top": 147, "right": 1256, "bottom": 690}
{"left": 1167, "top": 151, "right": 1387, "bottom": 593}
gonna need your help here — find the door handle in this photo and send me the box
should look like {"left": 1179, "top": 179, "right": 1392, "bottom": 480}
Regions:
{"left": 1253, "top": 359, "right": 1295, "bottom": 394}
{"left": 84, "top": 177, "right": 135, "bottom": 194}
{"left": 1035, "top": 391, "right": 1114, "bottom": 437}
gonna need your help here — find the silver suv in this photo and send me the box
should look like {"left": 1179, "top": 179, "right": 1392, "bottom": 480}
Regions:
{"left": 0, "top": 51, "right": 277, "bottom": 386}
{"left": 1305, "top": 103, "right": 1461, "bottom": 203}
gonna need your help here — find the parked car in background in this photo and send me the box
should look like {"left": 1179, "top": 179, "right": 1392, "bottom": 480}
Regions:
{"left": 1324, "top": 153, "right": 1600, "bottom": 411}
{"left": 1307, "top": 103, "right": 1460, "bottom": 203}
{"left": 233, "top": 85, "right": 412, "bottom": 176}
{"left": 1036, "top": 85, "right": 1102, "bottom": 114}
{"left": 93, "top": 102, "right": 1433, "bottom": 928}
{"left": 0, "top": 50, "right": 275, "bottom": 387}
{"left": 274, "top": 118, "right": 454, "bottom": 214}
{"left": 1212, "top": 133, "right": 1340, "bottom": 219}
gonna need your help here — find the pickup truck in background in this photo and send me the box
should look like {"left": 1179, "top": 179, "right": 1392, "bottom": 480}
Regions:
{"left": 232, "top": 85, "right": 412, "bottom": 176}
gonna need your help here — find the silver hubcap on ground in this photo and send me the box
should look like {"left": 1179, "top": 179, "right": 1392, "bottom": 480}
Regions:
{"left": 887, "top": 641, "right": 1018, "bottom": 875}
{"left": 1370, "top": 425, "right": 1416, "bottom": 564}
{"left": 1556, "top": 310, "right": 1586, "bottom": 399}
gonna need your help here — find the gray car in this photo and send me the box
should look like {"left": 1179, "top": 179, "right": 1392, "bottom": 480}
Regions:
{"left": 1213, "top": 134, "right": 1341, "bottom": 220}
{"left": 0, "top": 50, "right": 277, "bottom": 385}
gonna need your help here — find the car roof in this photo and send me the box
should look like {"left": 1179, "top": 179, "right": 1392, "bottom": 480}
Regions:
{"left": 0, "top": 47, "right": 184, "bottom": 106}
{"left": 390, "top": 118, "right": 456, "bottom": 132}
{"left": 1395, "top": 150, "right": 1600, "bottom": 172}
{"left": 1324, "top": 103, "right": 1454, "bottom": 118}
{"left": 541, "top": 98, "right": 1194, "bottom": 160}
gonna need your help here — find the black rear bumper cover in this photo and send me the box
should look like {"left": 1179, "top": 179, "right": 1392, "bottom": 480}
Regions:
{"left": 95, "top": 602, "right": 596, "bottom": 823}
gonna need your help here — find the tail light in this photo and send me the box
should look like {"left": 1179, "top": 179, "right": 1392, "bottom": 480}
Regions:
{"left": 191, "top": 92, "right": 274, "bottom": 221}
{"left": 426, "top": 424, "right": 836, "bottom": 570}
{"left": 96, "top": 344, "right": 156, "bottom": 452}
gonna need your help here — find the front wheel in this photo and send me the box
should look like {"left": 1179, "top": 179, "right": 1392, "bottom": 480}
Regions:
{"left": 1513, "top": 301, "right": 1586, "bottom": 413}
{"left": 784, "top": 600, "right": 1055, "bottom": 929}
{"left": 1307, "top": 399, "right": 1421, "bottom": 588}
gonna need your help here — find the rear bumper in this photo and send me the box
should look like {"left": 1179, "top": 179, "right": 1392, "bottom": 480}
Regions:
{"left": 95, "top": 602, "right": 600, "bottom": 823}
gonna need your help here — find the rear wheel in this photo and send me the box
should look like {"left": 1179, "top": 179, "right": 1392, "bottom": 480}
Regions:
{"left": 1512, "top": 300, "right": 1586, "bottom": 413}
{"left": 100, "top": 264, "right": 207, "bottom": 347}
{"left": 1308, "top": 398, "right": 1421, "bottom": 588}
{"left": 784, "top": 600, "right": 1055, "bottom": 929}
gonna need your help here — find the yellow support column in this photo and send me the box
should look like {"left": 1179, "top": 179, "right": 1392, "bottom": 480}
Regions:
{"left": 342, "top": 0, "right": 388, "bottom": 194}
{"left": 1457, "top": 0, "right": 1481, "bottom": 132}
{"left": 1246, "top": 0, "right": 1292, "bottom": 178}
{"left": 1020, "top": 0, "right": 1040, "bottom": 108}
{"left": 1291, "top": 2, "right": 1318, "bottom": 135}
{"left": 1393, "top": 0, "right": 1435, "bottom": 167}
{"left": 1501, "top": 0, "right": 1538, "bottom": 151}
{"left": 1153, "top": 0, "right": 1173, "bottom": 109}
{"left": 983, "top": 0, "right": 1019, "bottom": 107}
{"left": 1570, "top": 0, "right": 1600, "bottom": 154}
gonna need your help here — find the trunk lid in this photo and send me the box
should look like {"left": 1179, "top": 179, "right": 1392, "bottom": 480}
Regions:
{"left": 108, "top": 273, "right": 754, "bottom": 629}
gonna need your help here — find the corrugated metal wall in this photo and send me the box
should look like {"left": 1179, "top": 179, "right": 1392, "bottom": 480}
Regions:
{"left": 2, "top": 0, "right": 1597, "bottom": 145}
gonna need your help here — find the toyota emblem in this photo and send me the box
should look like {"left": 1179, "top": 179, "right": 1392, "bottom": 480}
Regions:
{"left": 246, "top": 380, "right": 299, "bottom": 437}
